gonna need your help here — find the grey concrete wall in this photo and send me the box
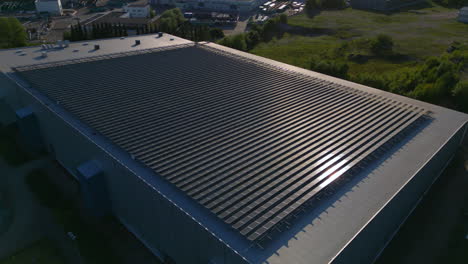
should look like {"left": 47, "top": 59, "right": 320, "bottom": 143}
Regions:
{"left": 332, "top": 124, "right": 466, "bottom": 264}
{"left": 0, "top": 75, "right": 247, "bottom": 264}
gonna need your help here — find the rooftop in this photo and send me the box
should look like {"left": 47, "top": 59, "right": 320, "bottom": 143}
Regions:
{"left": 1, "top": 34, "right": 467, "bottom": 264}
{"left": 13, "top": 43, "right": 429, "bottom": 242}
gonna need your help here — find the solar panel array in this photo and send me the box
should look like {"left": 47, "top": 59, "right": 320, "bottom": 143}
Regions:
{"left": 15, "top": 44, "right": 427, "bottom": 241}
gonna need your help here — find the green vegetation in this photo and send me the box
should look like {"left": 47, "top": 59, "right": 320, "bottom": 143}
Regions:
{"left": 0, "top": 17, "right": 27, "bottom": 49}
{"left": 218, "top": 14, "right": 288, "bottom": 51}
{"left": 434, "top": 0, "right": 468, "bottom": 7}
{"left": 0, "top": 124, "right": 34, "bottom": 167}
{"left": 158, "top": 8, "right": 186, "bottom": 34}
{"left": 0, "top": 239, "right": 65, "bottom": 264}
{"left": 232, "top": 5, "right": 468, "bottom": 113}
{"left": 26, "top": 169, "right": 121, "bottom": 264}
{"left": 64, "top": 22, "right": 129, "bottom": 41}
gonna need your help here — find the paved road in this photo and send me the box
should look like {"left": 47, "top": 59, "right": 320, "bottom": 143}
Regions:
{"left": 0, "top": 158, "right": 83, "bottom": 264}
{"left": 223, "top": 19, "right": 249, "bottom": 36}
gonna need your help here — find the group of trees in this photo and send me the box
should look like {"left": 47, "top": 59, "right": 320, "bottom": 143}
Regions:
{"left": 351, "top": 51, "right": 468, "bottom": 112}
{"left": 434, "top": 0, "right": 468, "bottom": 7}
{"left": 306, "top": 34, "right": 468, "bottom": 113}
{"left": 0, "top": 17, "right": 27, "bottom": 48}
{"left": 64, "top": 22, "right": 129, "bottom": 41}
{"left": 218, "top": 14, "right": 288, "bottom": 51}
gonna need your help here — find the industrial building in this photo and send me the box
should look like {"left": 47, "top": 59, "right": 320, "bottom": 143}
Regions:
{"left": 459, "top": 7, "right": 468, "bottom": 23}
{"left": 35, "top": 0, "right": 63, "bottom": 15}
{"left": 0, "top": 34, "right": 467, "bottom": 264}
{"left": 123, "top": 2, "right": 152, "bottom": 18}
{"left": 350, "top": 0, "right": 426, "bottom": 12}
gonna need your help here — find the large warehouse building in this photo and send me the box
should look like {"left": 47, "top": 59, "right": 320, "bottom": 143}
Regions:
{"left": 0, "top": 34, "right": 467, "bottom": 264}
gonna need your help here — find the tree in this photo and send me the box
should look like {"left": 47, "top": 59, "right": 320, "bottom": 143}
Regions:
{"left": 0, "top": 17, "right": 27, "bottom": 48}
{"left": 218, "top": 34, "right": 247, "bottom": 51}
{"left": 452, "top": 81, "right": 468, "bottom": 112}
{"left": 209, "top": 28, "right": 224, "bottom": 40}
{"left": 321, "top": 0, "right": 346, "bottom": 9}
{"left": 305, "top": 0, "right": 321, "bottom": 18}
{"left": 370, "top": 34, "right": 394, "bottom": 57}
{"left": 278, "top": 13, "right": 288, "bottom": 24}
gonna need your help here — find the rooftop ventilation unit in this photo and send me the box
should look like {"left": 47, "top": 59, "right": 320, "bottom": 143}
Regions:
{"left": 135, "top": 40, "right": 141, "bottom": 45}
{"left": 158, "top": 32, "right": 163, "bottom": 37}
{"left": 41, "top": 51, "right": 47, "bottom": 58}
{"left": 94, "top": 44, "right": 100, "bottom": 50}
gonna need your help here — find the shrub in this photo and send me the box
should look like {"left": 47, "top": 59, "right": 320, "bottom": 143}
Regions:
{"left": 370, "top": 34, "right": 394, "bottom": 57}
{"left": 209, "top": 28, "right": 224, "bottom": 40}
{"left": 452, "top": 81, "right": 468, "bottom": 112}
{"left": 310, "top": 59, "right": 349, "bottom": 79}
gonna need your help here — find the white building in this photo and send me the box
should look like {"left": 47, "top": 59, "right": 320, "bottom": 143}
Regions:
{"left": 35, "top": 0, "right": 63, "bottom": 15}
{"left": 459, "top": 7, "right": 468, "bottom": 23}
{"left": 123, "top": 2, "right": 151, "bottom": 18}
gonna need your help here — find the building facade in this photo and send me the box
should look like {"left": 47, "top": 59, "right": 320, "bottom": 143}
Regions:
{"left": 123, "top": 3, "right": 151, "bottom": 18}
{"left": 459, "top": 7, "right": 468, "bottom": 23}
{"left": 0, "top": 35, "right": 467, "bottom": 264}
{"left": 35, "top": 0, "right": 63, "bottom": 15}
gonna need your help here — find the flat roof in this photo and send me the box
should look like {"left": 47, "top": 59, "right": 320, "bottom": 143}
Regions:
{"left": 13, "top": 44, "right": 429, "bottom": 242}
{"left": 1, "top": 35, "right": 467, "bottom": 263}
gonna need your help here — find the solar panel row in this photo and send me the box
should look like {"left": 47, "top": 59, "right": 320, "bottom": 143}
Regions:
{"left": 15, "top": 44, "right": 426, "bottom": 241}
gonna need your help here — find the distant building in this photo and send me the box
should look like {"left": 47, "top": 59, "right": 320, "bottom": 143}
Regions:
{"left": 35, "top": 0, "right": 63, "bottom": 15}
{"left": 350, "top": 0, "right": 425, "bottom": 12}
{"left": 123, "top": 2, "right": 151, "bottom": 18}
{"left": 154, "top": 0, "right": 267, "bottom": 13}
{"left": 83, "top": 11, "right": 157, "bottom": 29}
{"left": 459, "top": 7, "right": 468, "bottom": 23}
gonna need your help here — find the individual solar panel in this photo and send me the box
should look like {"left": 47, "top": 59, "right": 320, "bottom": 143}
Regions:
{"left": 14, "top": 44, "right": 428, "bottom": 242}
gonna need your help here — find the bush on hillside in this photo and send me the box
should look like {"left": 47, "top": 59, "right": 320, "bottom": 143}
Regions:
{"left": 370, "top": 34, "right": 394, "bottom": 57}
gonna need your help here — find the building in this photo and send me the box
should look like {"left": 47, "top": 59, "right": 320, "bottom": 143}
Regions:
{"left": 155, "top": 0, "right": 267, "bottom": 13}
{"left": 82, "top": 11, "right": 158, "bottom": 30}
{"left": 123, "top": 2, "right": 151, "bottom": 18}
{"left": 35, "top": 0, "right": 63, "bottom": 15}
{"left": 350, "top": 0, "right": 425, "bottom": 12}
{"left": 458, "top": 7, "right": 468, "bottom": 23}
{"left": 0, "top": 34, "right": 467, "bottom": 264}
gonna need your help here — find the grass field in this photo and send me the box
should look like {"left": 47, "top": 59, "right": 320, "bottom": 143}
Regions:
{"left": 250, "top": 4, "right": 468, "bottom": 76}
{"left": 0, "top": 239, "right": 65, "bottom": 264}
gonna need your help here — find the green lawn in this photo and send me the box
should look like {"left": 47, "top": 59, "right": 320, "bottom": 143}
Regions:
{"left": 0, "top": 239, "right": 65, "bottom": 264}
{"left": 251, "top": 4, "right": 468, "bottom": 76}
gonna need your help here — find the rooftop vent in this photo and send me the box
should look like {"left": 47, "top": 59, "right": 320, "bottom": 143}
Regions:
{"left": 94, "top": 44, "right": 100, "bottom": 50}
{"left": 41, "top": 51, "right": 47, "bottom": 58}
{"left": 135, "top": 39, "right": 140, "bottom": 45}
{"left": 158, "top": 32, "right": 163, "bottom": 37}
